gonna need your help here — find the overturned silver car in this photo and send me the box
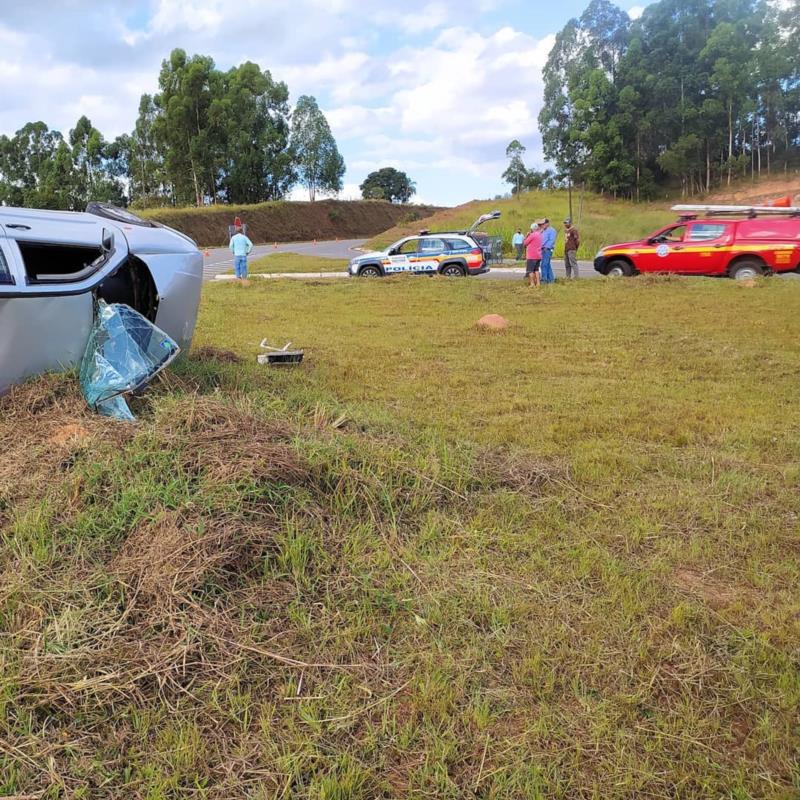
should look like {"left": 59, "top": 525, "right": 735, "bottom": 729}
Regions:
{"left": 0, "top": 203, "right": 203, "bottom": 393}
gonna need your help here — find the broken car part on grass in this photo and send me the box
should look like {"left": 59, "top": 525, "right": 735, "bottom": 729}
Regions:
{"left": 258, "top": 338, "right": 305, "bottom": 366}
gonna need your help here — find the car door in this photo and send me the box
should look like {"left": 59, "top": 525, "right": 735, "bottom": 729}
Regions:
{"left": 415, "top": 238, "right": 446, "bottom": 273}
{"left": 384, "top": 238, "right": 419, "bottom": 274}
{"left": 637, "top": 224, "right": 694, "bottom": 273}
{"left": 0, "top": 212, "right": 130, "bottom": 393}
{"left": 683, "top": 222, "right": 733, "bottom": 273}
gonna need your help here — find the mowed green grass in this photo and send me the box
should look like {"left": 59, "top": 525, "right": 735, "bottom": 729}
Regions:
{"left": 246, "top": 252, "right": 348, "bottom": 274}
{"left": 197, "top": 276, "right": 800, "bottom": 792}
{"left": 2, "top": 275, "right": 800, "bottom": 798}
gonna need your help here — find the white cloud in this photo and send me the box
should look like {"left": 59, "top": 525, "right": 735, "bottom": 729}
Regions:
{"left": 148, "top": 0, "right": 226, "bottom": 34}
{"left": 0, "top": 1, "right": 559, "bottom": 204}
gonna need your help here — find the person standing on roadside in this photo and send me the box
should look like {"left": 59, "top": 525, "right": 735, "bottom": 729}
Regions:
{"left": 539, "top": 218, "right": 557, "bottom": 284}
{"left": 523, "top": 223, "right": 542, "bottom": 288}
{"left": 512, "top": 228, "right": 524, "bottom": 261}
{"left": 563, "top": 218, "right": 580, "bottom": 279}
{"left": 229, "top": 225, "right": 253, "bottom": 281}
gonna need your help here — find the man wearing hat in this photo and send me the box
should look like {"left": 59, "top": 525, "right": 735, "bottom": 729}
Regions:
{"left": 564, "top": 218, "right": 580, "bottom": 279}
{"left": 539, "top": 218, "right": 556, "bottom": 284}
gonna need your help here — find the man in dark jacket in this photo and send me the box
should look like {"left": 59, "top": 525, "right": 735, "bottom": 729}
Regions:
{"left": 564, "top": 218, "right": 580, "bottom": 279}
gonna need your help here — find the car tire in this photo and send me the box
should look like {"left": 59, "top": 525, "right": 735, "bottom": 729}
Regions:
{"left": 606, "top": 260, "right": 634, "bottom": 277}
{"left": 441, "top": 263, "right": 466, "bottom": 277}
{"left": 358, "top": 265, "right": 382, "bottom": 277}
{"left": 729, "top": 260, "right": 764, "bottom": 281}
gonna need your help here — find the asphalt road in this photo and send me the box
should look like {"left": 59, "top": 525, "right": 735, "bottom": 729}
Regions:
{"left": 203, "top": 238, "right": 367, "bottom": 280}
{"left": 203, "top": 238, "right": 597, "bottom": 281}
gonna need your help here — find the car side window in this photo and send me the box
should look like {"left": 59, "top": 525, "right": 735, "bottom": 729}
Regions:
{"left": 418, "top": 238, "right": 444, "bottom": 253}
{"left": 397, "top": 239, "right": 419, "bottom": 255}
{"left": 445, "top": 238, "right": 468, "bottom": 251}
{"left": 18, "top": 242, "right": 105, "bottom": 283}
{"left": 0, "top": 244, "right": 12, "bottom": 284}
{"left": 664, "top": 225, "right": 687, "bottom": 242}
{"left": 687, "top": 223, "right": 728, "bottom": 241}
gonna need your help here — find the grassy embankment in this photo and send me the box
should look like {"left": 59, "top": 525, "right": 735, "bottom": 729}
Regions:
{"left": 141, "top": 199, "right": 439, "bottom": 248}
{"left": 368, "top": 173, "right": 800, "bottom": 260}
{"left": 2, "top": 276, "right": 800, "bottom": 797}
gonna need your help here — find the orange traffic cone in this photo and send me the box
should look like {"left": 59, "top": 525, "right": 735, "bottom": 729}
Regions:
{"left": 203, "top": 249, "right": 210, "bottom": 257}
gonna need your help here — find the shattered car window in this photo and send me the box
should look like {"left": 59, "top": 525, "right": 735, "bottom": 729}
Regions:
{"left": 79, "top": 301, "right": 180, "bottom": 421}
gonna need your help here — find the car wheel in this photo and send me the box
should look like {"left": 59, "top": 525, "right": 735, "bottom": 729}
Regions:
{"left": 441, "top": 263, "right": 466, "bottom": 277}
{"left": 606, "top": 260, "right": 634, "bottom": 277}
{"left": 358, "top": 265, "right": 382, "bottom": 277}
{"left": 729, "top": 260, "right": 764, "bottom": 281}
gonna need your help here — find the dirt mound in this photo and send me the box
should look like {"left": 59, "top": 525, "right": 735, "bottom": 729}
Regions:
{"left": 143, "top": 199, "right": 441, "bottom": 247}
{"left": 476, "top": 313, "right": 509, "bottom": 331}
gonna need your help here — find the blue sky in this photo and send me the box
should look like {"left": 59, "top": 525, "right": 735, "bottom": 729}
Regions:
{"left": 0, "top": 0, "right": 648, "bottom": 205}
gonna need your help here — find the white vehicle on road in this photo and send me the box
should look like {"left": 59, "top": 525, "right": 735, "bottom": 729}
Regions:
{"left": 348, "top": 211, "right": 501, "bottom": 278}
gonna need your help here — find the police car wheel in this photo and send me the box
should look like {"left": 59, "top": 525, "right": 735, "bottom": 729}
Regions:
{"left": 359, "top": 265, "right": 382, "bottom": 277}
{"left": 441, "top": 263, "right": 466, "bottom": 277}
{"left": 729, "top": 260, "right": 763, "bottom": 281}
{"left": 606, "top": 260, "right": 633, "bottom": 277}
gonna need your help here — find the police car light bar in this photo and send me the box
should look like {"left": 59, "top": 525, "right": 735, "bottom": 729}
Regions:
{"left": 672, "top": 204, "right": 800, "bottom": 217}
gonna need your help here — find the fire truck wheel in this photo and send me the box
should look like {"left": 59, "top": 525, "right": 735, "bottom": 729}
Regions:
{"left": 606, "top": 260, "right": 634, "bottom": 277}
{"left": 729, "top": 260, "right": 764, "bottom": 281}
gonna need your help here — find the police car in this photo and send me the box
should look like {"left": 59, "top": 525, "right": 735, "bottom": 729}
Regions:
{"left": 349, "top": 211, "right": 500, "bottom": 277}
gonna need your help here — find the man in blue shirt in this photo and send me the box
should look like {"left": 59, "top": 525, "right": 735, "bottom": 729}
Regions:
{"left": 511, "top": 229, "right": 524, "bottom": 260}
{"left": 539, "top": 219, "right": 557, "bottom": 284}
{"left": 229, "top": 225, "right": 253, "bottom": 280}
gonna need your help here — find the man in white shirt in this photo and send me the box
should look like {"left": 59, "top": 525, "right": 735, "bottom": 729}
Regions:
{"left": 511, "top": 229, "right": 524, "bottom": 260}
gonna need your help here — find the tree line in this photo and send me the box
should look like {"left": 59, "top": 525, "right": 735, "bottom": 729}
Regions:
{"left": 0, "top": 49, "right": 345, "bottom": 210}
{"left": 535, "top": 0, "right": 800, "bottom": 199}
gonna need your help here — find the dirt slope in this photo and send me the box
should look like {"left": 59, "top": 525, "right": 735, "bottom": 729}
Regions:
{"left": 141, "top": 199, "right": 440, "bottom": 247}
{"left": 697, "top": 173, "right": 800, "bottom": 205}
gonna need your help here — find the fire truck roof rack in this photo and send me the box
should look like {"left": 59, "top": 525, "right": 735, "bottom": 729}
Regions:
{"left": 672, "top": 204, "right": 800, "bottom": 220}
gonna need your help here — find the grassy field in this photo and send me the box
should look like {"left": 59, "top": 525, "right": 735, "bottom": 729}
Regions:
{"left": 243, "top": 253, "right": 348, "bottom": 274}
{"left": 2, "top": 275, "right": 800, "bottom": 798}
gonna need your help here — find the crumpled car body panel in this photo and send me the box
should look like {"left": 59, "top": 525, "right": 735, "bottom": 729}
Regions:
{"left": 0, "top": 294, "right": 94, "bottom": 389}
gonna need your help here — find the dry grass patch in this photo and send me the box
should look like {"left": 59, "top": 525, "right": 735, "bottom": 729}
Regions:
{"left": 672, "top": 567, "right": 747, "bottom": 610}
